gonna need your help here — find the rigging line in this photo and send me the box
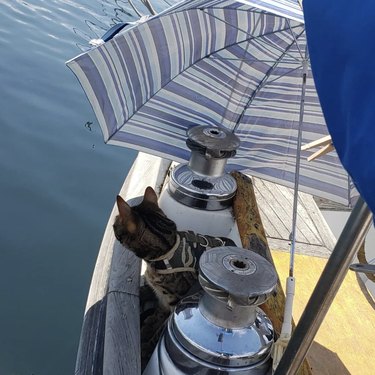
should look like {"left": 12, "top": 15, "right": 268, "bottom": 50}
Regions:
{"left": 347, "top": 174, "right": 352, "bottom": 208}
{"left": 232, "top": 28, "right": 305, "bottom": 132}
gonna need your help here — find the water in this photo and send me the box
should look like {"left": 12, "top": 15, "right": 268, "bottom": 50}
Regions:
{"left": 0, "top": 1, "right": 168, "bottom": 374}
{"left": 1, "top": 1, "right": 374, "bottom": 374}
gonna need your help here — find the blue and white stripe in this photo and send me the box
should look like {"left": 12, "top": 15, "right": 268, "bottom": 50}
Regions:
{"left": 67, "top": 0, "right": 356, "bottom": 206}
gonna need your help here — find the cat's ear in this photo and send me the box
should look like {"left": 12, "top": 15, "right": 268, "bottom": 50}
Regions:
{"left": 143, "top": 186, "right": 159, "bottom": 205}
{"left": 116, "top": 195, "right": 132, "bottom": 220}
{"left": 117, "top": 195, "right": 132, "bottom": 220}
{"left": 116, "top": 195, "right": 137, "bottom": 234}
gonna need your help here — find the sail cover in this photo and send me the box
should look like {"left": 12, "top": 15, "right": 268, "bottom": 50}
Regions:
{"left": 304, "top": 0, "right": 373, "bottom": 213}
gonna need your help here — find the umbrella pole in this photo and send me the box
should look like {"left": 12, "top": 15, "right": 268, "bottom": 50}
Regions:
{"left": 289, "top": 60, "right": 308, "bottom": 278}
{"left": 272, "top": 60, "right": 308, "bottom": 373}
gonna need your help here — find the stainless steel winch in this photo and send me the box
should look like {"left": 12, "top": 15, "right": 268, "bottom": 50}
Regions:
{"left": 159, "top": 125, "right": 242, "bottom": 239}
{"left": 168, "top": 125, "right": 240, "bottom": 210}
{"left": 143, "top": 246, "right": 278, "bottom": 375}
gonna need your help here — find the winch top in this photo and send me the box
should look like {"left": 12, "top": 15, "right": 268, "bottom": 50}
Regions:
{"left": 187, "top": 125, "right": 240, "bottom": 158}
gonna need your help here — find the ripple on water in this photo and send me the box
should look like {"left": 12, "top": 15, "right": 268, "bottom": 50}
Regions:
{"left": 0, "top": 0, "right": 175, "bottom": 374}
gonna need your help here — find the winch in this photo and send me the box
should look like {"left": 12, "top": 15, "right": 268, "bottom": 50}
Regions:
{"left": 159, "top": 126, "right": 241, "bottom": 239}
{"left": 168, "top": 125, "right": 240, "bottom": 210}
{"left": 143, "top": 246, "right": 277, "bottom": 375}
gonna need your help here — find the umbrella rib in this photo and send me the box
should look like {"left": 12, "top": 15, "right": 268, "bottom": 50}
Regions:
{"left": 232, "top": 29, "right": 305, "bottom": 132}
{"left": 108, "top": 12, "right": 304, "bottom": 140}
{"left": 286, "top": 18, "right": 304, "bottom": 60}
{"left": 200, "top": 8, "right": 305, "bottom": 64}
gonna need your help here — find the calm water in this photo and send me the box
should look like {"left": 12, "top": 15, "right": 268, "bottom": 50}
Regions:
{"left": 0, "top": 1, "right": 168, "bottom": 374}
{"left": 1, "top": 1, "right": 374, "bottom": 375}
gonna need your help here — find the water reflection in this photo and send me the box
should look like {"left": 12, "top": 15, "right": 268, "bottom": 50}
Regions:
{"left": 0, "top": 0, "right": 180, "bottom": 374}
{"left": 72, "top": 0, "right": 176, "bottom": 50}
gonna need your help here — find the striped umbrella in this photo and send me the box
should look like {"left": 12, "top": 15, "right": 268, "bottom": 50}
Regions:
{"left": 67, "top": 0, "right": 356, "bottom": 207}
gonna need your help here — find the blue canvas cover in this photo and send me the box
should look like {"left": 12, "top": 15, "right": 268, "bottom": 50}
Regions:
{"left": 304, "top": 0, "right": 375, "bottom": 214}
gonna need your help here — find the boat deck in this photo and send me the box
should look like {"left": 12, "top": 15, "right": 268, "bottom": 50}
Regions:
{"left": 273, "top": 250, "right": 375, "bottom": 375}
{"left": 253, "top": 177, "right": 336, "bottom": 258}
{"left": 76, "top": 153, "right": 374, "bottom": 375}
{"left": 253, "top": 177, "right": 374, "bottom": 374}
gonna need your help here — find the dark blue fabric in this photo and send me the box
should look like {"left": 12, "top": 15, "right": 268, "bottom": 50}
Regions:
{"left": 304, "top": 0, "right": 375, "bottom": 214}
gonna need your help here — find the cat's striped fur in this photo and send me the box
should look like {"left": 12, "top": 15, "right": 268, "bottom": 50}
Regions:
{"left": 113, "top": 186, "right": 197, "bottom": 310}
{"left": 113, "top": 186, "right": 235, "bottom": 310}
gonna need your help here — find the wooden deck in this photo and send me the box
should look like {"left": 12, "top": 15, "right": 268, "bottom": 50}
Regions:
{"left": 253, "top": 178, "right": 336, "bottom": 258}
{"left": 273, "top": 250, "right": 375, "bottom": 375}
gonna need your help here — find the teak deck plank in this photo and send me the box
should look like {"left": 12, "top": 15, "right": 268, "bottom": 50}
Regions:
{"left": 104, "top": 242, "right": 142, "bottom": 374}
{"left": 252, "top": 178, "right": 335, "bottom": 258}
{"left": 75, "top": 298, "right": 107, "bottom": 375}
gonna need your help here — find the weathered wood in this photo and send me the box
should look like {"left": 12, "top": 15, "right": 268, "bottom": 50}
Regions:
{"left": 314, "top": 196, "right": 352, "bottom": 211}
{"left": 104, "top": 291, "right": 140, "bottom": 374}
{"left": 357, "top": 243, "right": 375, "bottom": 283}
{"left": 231, "top": 171, "right": 313, "bottom": 375}
{"left": 252, "top": 178, "right": 336, "bottom": 258}
{"left": 75, "top": 297, "right": 107, "bottom": 375}
{"left": 307, "top": 143, "right": 335, "bottom": 162}
{"left": 76, "top": 153, "right": 171, "bottom": 375}
{"left": 253, "top": 178, "right": 292, "bottom": 241}
{"left": 101, "top": 155, "right": 170, "bottom": 375}
{"left": 104, "top": 241, "right": 142, "bottom": 374}
{"left": 274, "top": 184, "right": 321, "bottom": 244}
{"left": 301, "top": 135, "right": 332, "bottom": 151}
{"left": 108, "top": 235, "right": 142, "bottom": 294}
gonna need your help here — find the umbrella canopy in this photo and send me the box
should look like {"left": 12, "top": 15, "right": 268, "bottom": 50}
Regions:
{"left": 67, "top": 0, "right": 356, "bottom": 206}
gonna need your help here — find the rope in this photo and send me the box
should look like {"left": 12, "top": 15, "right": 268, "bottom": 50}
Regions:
{"left": 357, "top": 244, "right": 375, "bottom": 282}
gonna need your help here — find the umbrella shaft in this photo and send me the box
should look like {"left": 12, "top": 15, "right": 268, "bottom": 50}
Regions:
{"left": 290, "top": 63, "right": 308, "bottom": 276}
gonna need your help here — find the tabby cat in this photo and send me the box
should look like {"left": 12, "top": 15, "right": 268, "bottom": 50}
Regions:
{"left": 114, "top": 186, "right": 198, "bottom": 310}
{"left": 113, "top": 186, "right": 235, "bottom": 310}
{"left": 114, "top": 186, "right": 236, "bottom": 368}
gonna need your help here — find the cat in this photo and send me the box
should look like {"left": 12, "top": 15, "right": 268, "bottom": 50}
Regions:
{"left": 114, "top": 186, "right": 236, "bottom": 369}
{"left": 113, "top": 186, "right": 235, "bottom": 311}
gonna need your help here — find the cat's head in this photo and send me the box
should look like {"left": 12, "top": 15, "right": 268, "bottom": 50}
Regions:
{"left": 113, "top": 186, "right": 177, "bottom": 260}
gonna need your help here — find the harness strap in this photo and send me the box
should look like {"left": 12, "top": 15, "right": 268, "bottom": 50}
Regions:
{"left": 149, "top": 231, "right": 236, "bottom": 274}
